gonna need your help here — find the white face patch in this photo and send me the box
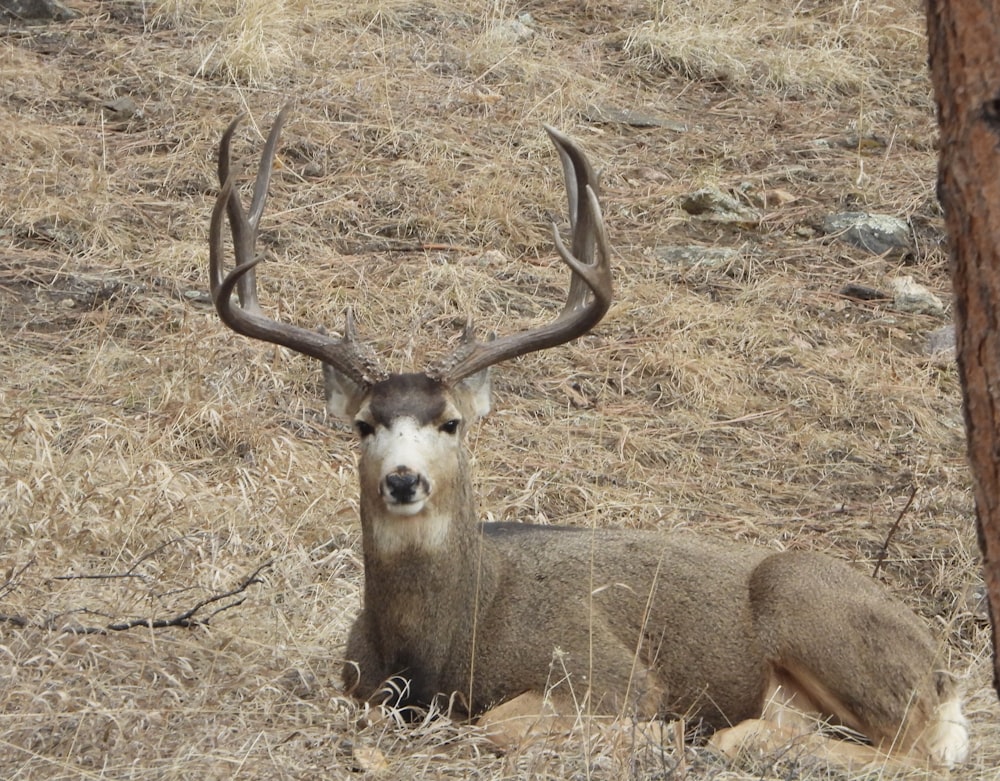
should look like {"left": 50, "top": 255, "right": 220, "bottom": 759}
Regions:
{"left": 368, "top": 417, "right": 435, "bottom": 513}
{"left": 359, "top": 413, "right": 463, "bottom": 555}
{"left": 369, "top": 505, "right": 452, "bottom": 557}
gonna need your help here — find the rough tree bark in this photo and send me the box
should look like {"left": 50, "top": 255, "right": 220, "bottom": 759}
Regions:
{"left": 927, "top": 0, "right": 1000, "bottom": 700}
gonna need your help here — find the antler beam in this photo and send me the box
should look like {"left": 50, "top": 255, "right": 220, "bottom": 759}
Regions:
{"left": 209, "top": 106, "right": 385, "bottom": 388}
{"left": 210, "top": 109, "right": 609, "bottom": 387}
{"left": 430, "top": 125, "right": 612, "bottom": 384}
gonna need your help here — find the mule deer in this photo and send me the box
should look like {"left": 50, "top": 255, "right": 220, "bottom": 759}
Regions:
{"left": 209, "top": 107, "right": 969, "bottom": 770}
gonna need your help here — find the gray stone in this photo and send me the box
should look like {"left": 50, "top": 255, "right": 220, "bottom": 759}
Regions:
{"left": 654, "top": 245, "right": 739, "bottom": 269}
{"left": 822, "top": 212, "right": 911, "bottom": 255}
{"left": 925, "top": 324, "right": 956, "bottom": 357}
{"left": 102, "top": 96, "right": 142, "bottom": 121}
{"left": 680, "top": 188, "right": 760, "bottom": 224}
{"left": 890, "top": 276, "right": 946, "bottom": 317}
{"left": 491, "top": 12, "right": 535, "bottom": 43}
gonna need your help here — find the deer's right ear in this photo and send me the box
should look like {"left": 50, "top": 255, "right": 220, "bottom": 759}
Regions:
{"left": 323, "top": 362, "right": 366, "bottom": 420}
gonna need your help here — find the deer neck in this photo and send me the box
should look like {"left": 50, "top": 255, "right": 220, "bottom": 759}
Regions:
{"left": 360, "top": 467, "right": 498, "bottom": 577}
{"left": 357, "top": 457, "right": 502, "bottom": 686}
{"left": 348, "top": 372, "right": 503, "bottom": 662}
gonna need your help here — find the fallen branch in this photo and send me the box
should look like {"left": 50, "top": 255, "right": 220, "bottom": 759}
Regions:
{"left": 1, "top": 558, "right": 35, "bottom": 598}
{"left": 1, "top": 559, "right": 273, "bottom": 635}
{"left": 51, "top": 535, "right": 199, "bottom": 583}
{"left": 69, "top": 559, "right": 274, "bottom": 634}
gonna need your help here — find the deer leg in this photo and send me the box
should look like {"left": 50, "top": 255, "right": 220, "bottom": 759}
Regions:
{"left": 920, "top": 681, "right": 969, "bottom": 769}
{"left": 709, "top": 664, "right": 962, "bottom": 772}
{"left": 478, "top": 690, "right": 669, "bottom": 753}
{"left": 342, "top": 611, "right": 409, "bottom": 708}
{"left": 772, "top": 659, "right": 968, "bottom": 768}
{"left": 709, "top": 717, "right": 920, "bottom": 771}
{"left": 477, "top": 691, "right": 579, "bottom": 749}
{"left": 744, "top": 551, "right": 968, "bottom": 769}
{"left": 709, "top": 666, "right": 891, "bottom": 769}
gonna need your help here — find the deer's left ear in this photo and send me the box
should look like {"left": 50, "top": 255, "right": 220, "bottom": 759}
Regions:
{"left": 455, "top": 368, "right": 491, "bottom": 419}
{"left": 323, "top": 362, "right": 366, "bottom": 420}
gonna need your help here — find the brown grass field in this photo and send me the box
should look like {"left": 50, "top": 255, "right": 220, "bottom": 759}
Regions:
{"left": 2, "top": 0, "right": 998, "bottom": 778}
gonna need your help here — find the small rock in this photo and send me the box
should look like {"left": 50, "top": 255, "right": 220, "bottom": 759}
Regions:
{"left": 654, "top": 245, "right": 739, "bottom": 269}
{"left": 0, "top": 0, "right": 79, "bottom": 20}
{"left": 822, "top": 212, "right": 911, "bottom": 255}
{"left": 183, "top": 289, "right": 213, "bottom": 304}
{"left": 102, "top": 96, "right": 141, "bottom": 121}
{"left": 300, "top": 161, "right": 324, "bottom": 178}
{"left": 890, "top": 276, "right": 946, "bottom": 317}
{"left": 680, "top": 188, "right": 760, "bottom": 225}
{"left": 962, "top": 581, "right": 990, "bottom": 622}
{"left": 490, "top": 12, "right": 535, "bottom": 43}
{"left": 925, "top": 324, "right": 956, "bottom": 357}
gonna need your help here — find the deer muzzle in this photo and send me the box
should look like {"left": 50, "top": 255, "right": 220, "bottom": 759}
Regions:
{"left": 381, "top": 467, "right": 430, "bottom": 514}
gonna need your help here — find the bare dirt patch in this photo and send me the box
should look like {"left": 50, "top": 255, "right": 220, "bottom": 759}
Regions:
{"left": 1, "top": 1, "right": 996, "bottom": 778}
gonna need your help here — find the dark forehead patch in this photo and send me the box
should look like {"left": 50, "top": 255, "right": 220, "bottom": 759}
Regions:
{"left": 368, "top": 373, "right": 448, "bottom": 426}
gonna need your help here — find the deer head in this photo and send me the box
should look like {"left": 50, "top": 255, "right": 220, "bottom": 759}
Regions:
{"left": 209, "top": 106, "right": 611, "bottom": 556}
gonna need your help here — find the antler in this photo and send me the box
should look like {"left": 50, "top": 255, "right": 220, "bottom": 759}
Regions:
{"left": 430, "top": 125, "right": 612, "bottom": 384}
{"left": 209, "top": 106, "right": 385, "bottom": 388}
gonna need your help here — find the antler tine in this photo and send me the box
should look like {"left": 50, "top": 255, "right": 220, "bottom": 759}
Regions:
{"left": 216, "top": 116, "right": 257, "bottom": 315}
{"left": 431, "top": 127, "right": 612, "bottom": 384}
{"left": 546, "top": 124, "right": 612, "bottom": 320}
{"left": 209, "top": 106, "right": 385, "bottom": 388}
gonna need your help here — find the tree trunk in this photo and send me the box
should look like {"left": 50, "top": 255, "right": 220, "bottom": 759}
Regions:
{"left": 927, "top": 0, "right": 1000, "bottom": 700}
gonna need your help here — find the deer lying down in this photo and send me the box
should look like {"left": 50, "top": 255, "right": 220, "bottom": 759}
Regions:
{"left": 208, "top": 107, "right": 969, "bottom": 771}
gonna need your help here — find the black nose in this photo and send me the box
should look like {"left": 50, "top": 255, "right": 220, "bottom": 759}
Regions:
{"left": 385, "top": 471, "right": 420, "bottom": 503}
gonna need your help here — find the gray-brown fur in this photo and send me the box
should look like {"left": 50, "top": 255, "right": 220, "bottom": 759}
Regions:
{"left": 340, "top": 398, "right": 955, "bottom": 734}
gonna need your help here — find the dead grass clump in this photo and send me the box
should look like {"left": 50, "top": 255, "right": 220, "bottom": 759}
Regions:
{"left": 153, "top": 0, "right": 298, "bottom": 85}
{"left": 623, "top": 1, "right": 928, "bottom": 101}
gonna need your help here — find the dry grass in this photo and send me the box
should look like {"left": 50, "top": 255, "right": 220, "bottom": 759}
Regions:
{"left": 622, "top": 1, "right": 929, "bottom": 102}
{"left": 1, "top": 0, "right": 996, "bottom": 778}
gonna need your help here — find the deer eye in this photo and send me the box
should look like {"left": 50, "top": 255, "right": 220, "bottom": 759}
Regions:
{"left": 438, "top": 419, "right": 460, "bottom": 435}
{"left": 355, "top": 420, "right": 375, "bottom": 438}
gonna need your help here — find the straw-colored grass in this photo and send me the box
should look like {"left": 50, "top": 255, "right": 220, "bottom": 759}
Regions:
{"left": 622, "top": 1, "right": 929, "bottom": 103}
{"left": 1, "top": 0, "right": 995, "bottom": 778}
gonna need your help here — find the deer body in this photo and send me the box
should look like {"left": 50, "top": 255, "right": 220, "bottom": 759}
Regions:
{"left": 347, "top": 516, "right": 774, "bottom": 724}
{"left": 330, "top": 372, "right": 964, "bottom": 764}
{"left": 209, "top": 108, "right": 969, "bottom": 770}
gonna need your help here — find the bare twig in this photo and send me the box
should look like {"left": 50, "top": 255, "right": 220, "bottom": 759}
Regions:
{"left": 872, "top": 487, "right": 918, "bottom": 580}
{"left": 1, "top": 558, "right": 35, "bottom": 598}
{"left": 2, "top": 560, "right": 273, "bottom": 635}
{"left": 86, "top": 559, "right": 273, "bottom": 634}
{"left": 0, "top": 559, "right": 35, "bottom": 626}
{"left": 51, "top": 535, "right": 202, "bottom": 582}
